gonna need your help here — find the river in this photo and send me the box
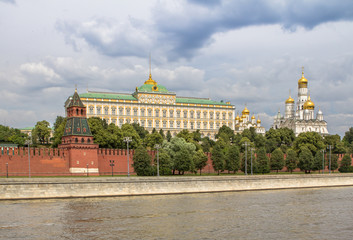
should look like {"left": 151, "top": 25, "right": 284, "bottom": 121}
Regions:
{"left": 1, "top": 187, "right": 353, "bottom": 240}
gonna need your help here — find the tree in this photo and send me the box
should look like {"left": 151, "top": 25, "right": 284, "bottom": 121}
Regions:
{"left": 53, "top": 116, "right": 65, "bottom": 132}
{"left": 293, "top": 132, "right": 325, "bottom": 156}
{"left": 132, "top": 145, "right": 153, "bottom": 176}
{"left": 211, "top": 142, "right": 225, "bottom": 174}
{"left": 52, "top": 118, "right": 67, "bottom": 147}
{"left": 313, "top": 150, "right": 324, "bottom": 173}
{"left": 153, "top": 149, "right": 172, "bottom": 175}
{"left": 201, "top": 137, "right": 214, "bottom": 153}
{"left": 177, "top": 129, "right": 193, "bottom": 142}
{"left": 324, "top": 134, "right": 346, "bottom": 154}
{"left": 166, "top": 131, "right": 172, "bottom": 142}
{"left": 216, "top": 125, "right": 235, "bottom": 142}
{"left": 343, "top": 127, "right": 353, "bottom": 146}
{"left": 0, "top": 125, "right": 27, "bottom": 146}
{"left": 265, "top": 127, "right": 295, "bottom": 151}
{"left": 285, "top": 149, "right": 298, "bottom": 173}
{"left": 144, "top": 132, "right": 163, "bottom": 148}
{"left": 32, "top": 120, "right": 51, "bottom": 145}
{"left": 256, "top": 147, "right": 270, "bottom": 174}
{"left": 120, "top": 124, "right": 142, "bottom": 149}
{"left": 298, "top": 146, "right": 314, "bottom": 173}
{"left": 240, "top": 149, "right": 256, "bottom": 174}
{"left": 159, "top": 129, "right": 165, "bottom": 139}
{"left": 330, "top": 154, "right": 339, "bottom": 173}
{"left": 193, "top": 149, "right": 208, "bottom": 175}
{"left": 339, "top": 154, "right": 352, "bottom": 173}
{"left": 225, "top": 145, "right": 240, "bottom": 173}
{"left": 88, "top": 117, "right": 111, "bottom": 148}
{"left": 131, "top": 123, "right": 148, "bottom": 139}
{"left": 271, "top": 148, "right": 285, "bottom": 173}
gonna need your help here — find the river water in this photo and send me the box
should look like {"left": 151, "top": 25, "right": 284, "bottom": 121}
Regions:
{"left": 1, "top": 187, "right": 353, "bottom": 240}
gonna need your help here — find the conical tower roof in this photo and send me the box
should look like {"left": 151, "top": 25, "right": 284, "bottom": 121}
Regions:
{"left": 68, "top": 89, "right": 85, "bottom": 108}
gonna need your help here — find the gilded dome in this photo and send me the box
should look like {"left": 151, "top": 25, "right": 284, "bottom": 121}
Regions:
{"left": 242, "top": 106, "right": 250, "bottom": 115}
{"left": 257, "top": 118, "right": 261, "bottom": 124}
{"left": 285, "top": 96, "right": 295, "bottom": 104}
{"left": 235, "top": 114, "right": 240, "bottom": 121}
{"left": 303, "top": 95, "right": 315, "bottom": 110}
{"left": 251, "top": 115, "right": 256, "bottom": 119}
{"left": 239, "top": 118, "right": 243, "bottom": 122}
{"left": 298, "top": 68, "right": 308, "bottom": 88}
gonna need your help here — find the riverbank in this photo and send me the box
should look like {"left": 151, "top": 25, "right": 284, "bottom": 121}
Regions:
{"left": 1, "top": 173, "right": 353, "bottom": 200}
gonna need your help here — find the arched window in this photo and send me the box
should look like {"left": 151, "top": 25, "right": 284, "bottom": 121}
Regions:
{"left": 88, "top": 138, "right": 91, "bottom": 143}
{"left": 75, "top": 138, "right": 78, "bottom": 143}
{"left": 81, "top": 138, "right": 84, "bottom": 143}
{"left": 81, "top": 109, "right": 84, "bottom": 115}
{"left": 76, "top": 109, "right": 79, "bottom": 115}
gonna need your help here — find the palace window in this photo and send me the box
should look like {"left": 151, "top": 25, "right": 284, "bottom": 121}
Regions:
{"left": 177, "top": 110, "right": 181, "bottom": 118}
{"left": 169, "top": 110, "right": 174, "bottom": 117}
{"left": 126, "top": 119, "right": 131, "bottom": 124}
{"left": 111, "top": 107, "right": 116, "bottom": 115}
{"left": 97, "top": 106, "right": 101, "bottom": 114}
{"left": 210, "top": 112, "right": 214, "bottom": 119}
{"left": 163, "top": 120, "right": 167, "bottom": 128}
{"left": 183, "top": 121, "right": 187, "bottom": 128}
{"left": 170, "top": 121, "right": 174, "bottom": 128}
{"left": 197, "top": 122, "right": 200, "bottom": 129}
{"left": 155, "top": 109, "right": 160, "bottom": 117}
{"left": 177, "top": 121, "right": 180, "bottom": 128}
{"left": 228, "top": 112, "right": 232, "bottom": 119}
{"left": 222, "top": 113, "right": 226, "bottom": 120}
{"left": 141, "top": 120, "right": 145, "bottom": 127}
{"left": 134, "top": 108, "right": 138, "bottom": 116}
{"left": 141, "top": 108, "right": 145, "bottom": 116}
{"left": 155, "top": 120, "right": 160, "bottom": 127}
{"left": 89, "top": 106, "right": 94, "bottom": 114}
{"left": 190, "top": 111, "right": 194, "bottom": 118}
{"left": 216, "top": 122, "right": 220, "bottom": 129}
{"left": 197, "top": 111, "right": 201, "bottom": 119}
{"left": 119, "top": 107, "right": 123, "bottom": 115}
{"left": 203, "top": 111, "right": 207, "bottom": 119}
{"left": 133, "top": 119, "right": 138, "bottom": 124}
{"left": 216, "top": 112, "right": 220, "bottom": 120}
{"left": 104, "top": 106, "right": 109, "bottom": 115}
{"left": 183, "top": 111, "right": 188, "bottom": 118}
{"left": 119, "top": 119, "right": 124, "bottom": 126}
{"left": 203, "top": 122, "right": 207, "bottom": 129}
{"left": 210, "top": 122, "right": 214, "bottom": 129}
{"left": 190, "top": 122, "right": 194, "bottom": 129}
{"left": 126, "top": 108, "right": 131, "bottom": 116}
{"left": 148, "top": 109, "right": 152, "bottom": 117}
{"left": 163, "top": 110, "right": 167, "bottom": 117}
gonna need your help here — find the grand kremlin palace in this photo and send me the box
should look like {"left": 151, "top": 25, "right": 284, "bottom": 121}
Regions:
{"left": 66, "top": 73, "right": 235, "bottom": 139}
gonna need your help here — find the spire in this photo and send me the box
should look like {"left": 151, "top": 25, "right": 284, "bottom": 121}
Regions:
{"left": 302, "top": 66, "right": 304, "bottom": 77}
{"left": 144, "top": 53, "right": 157, "bottom": 85}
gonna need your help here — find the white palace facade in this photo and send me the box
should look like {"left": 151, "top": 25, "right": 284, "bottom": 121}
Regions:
{"left": 67, "top": 72, "right": 235, "bottom": 139}
{"left": 272, "top": 69, "right": 329, "bottom": 136}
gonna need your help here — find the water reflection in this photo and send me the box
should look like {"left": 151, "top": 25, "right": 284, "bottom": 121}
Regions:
{"left": 1, "top": 187, "right": 353, "bottom": 239}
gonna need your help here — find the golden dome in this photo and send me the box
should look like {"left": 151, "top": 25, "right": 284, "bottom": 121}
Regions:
{"left": 242, "top": 114, "right": 246, "bottom": 118}
{"left": 257, "top": 118, "right": 261, "bottom": 124}
{"left": 242, "top": 106, "right": 250, "bottom": 115}
{"left": 239, "top": 118, "right": 243, "bottom": 122}
{"left": 298, "top": 67, "right": 308, "bottom": 88}
{"left": 235, "top": 114, "right": 240, "bottom": 121}
{"left": 303, "top": 95, "right": 315, "bottom": 110}
{"left": 144, "top": 73, "right": 157, "bottom": 85}
{"left": 251, "top": 115, "right": 256, "bottom": 119}
{"left": 285, "top": 95, "right": 295, "bottom": 104}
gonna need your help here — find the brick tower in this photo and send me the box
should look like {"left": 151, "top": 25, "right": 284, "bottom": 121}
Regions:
{"left": 59, "top": 88, "right": 99, "bottom": 175}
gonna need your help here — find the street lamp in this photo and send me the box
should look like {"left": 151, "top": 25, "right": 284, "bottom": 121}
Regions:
{"left": 327, "top": 145, "right": 332, "bottom": 174}
{"left": 124, "top": 137, "right": 132, "bottom": 177}
{"left": 250, "top": 148, "right": 255, "bottom": 175}
{"left": 110, "top": 160, "right": 115, "bottom": 177}
{"left": 321, "top": 149, "right": 325, "bottom": 174}
{"left": 243, "top": 142, "right": 249, "bottom": 175}
{"left": 155, "top": 144, "right": 160, "bottom": 177}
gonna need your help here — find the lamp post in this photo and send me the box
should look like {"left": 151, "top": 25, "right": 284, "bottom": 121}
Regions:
{"left": 110, "top": 160, "right": 115, "bottom": 177}
{"left": 243, "top": 142, "right": 249, "bottom": 175}
{"left": 124, "top": 137, "right": 132, "bottom": 177}
{"left": 250, "top": 148, "right": 255, "bottom": 175}
{"left": 327, "top": 145, "right": 332, "bottom": 174}
{"left": 86, "top": 164, "right": 89, "bottom": 177}
{"left": 6, "top": 163, "right": 8, "bottom": 178}
{"left": 155, "top": 144, "right": 160, "bottom": 177}
{"left": 321, "top": 149, "right": 325, "bottom": 174}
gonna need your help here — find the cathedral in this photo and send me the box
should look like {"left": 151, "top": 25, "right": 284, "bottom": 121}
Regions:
{"left": 235, "top": 106, "right": 265, "bottom": 135}
{"left": 272, "top": 68, "right": 328, "bottom": 136}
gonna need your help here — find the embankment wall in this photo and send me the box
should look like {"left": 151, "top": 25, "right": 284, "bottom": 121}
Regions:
{"left": 1, "top": 174, "right": 353, "bottom": 200}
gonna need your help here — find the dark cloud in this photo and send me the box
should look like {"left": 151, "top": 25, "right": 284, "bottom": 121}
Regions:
{"left": 153, "top": 0, "right": 353, "bottom": 59}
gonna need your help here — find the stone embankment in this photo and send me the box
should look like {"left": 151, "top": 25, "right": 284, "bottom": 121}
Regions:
{"left": 1, "top": 174, "right": 353, "bottom": 200}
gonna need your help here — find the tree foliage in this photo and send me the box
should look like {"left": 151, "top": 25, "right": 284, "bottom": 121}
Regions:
{"left": 193, "top": 149, "right": 208, "bottom": 175}
{"left": 285, "top": 149, "right": 297, "bottom": 173}
{"left": 0, "top": 125, "right": 27, "bottom": 146}
{"left": 211, "top": 142, "right": 225, "bottom": 174}
{"left": 256, "top": 147, "right": 270, "bottom": 174}
{"left": 32, "top": 120, "right": 51, "bottom": 145}
{"left": 339, "top": 154, "right": 353, "bottom": 173}
{"left": 52, "top": 117, "right": 67, "bottom": 147}
{"left": 293, "top": 132, "right": 325, "bottom": 156}
{"left": 225, "top": 145, "right": 240, "bottom": 173}
{"left": 270, "top": 148, "right": 285, "bottom": 173}
{"left": 132, "top": 145, "right": 153, "bottom": 176}
{"left": 298, "top": 146, "right": 314, "bottom": 173}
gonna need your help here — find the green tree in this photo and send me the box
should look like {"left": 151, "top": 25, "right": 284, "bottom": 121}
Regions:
{"left": 0, "top": 125, "right": 27, "bottom": 146}
{"left": 324, "top": 134, "right": 346, "bottom": 154}
{"left": 32, "top": 120, "right": 51, "bottom": 145}
{"left": 193, "top": 149, "right": 208, "bottom": 175}
{"left": 343, "top": 127, "right": 353, "bottom": 146}
{"left": 271, "top": 148, "right": 285, "bottom": 173}
{"left": 256, "top": 147, "right": 270, "bottom": 174}
{"left": 240, "top": 149, "right": 256, "bottom": 174}
{"left": 266, "top": 127, "right": 295, "bottom": 152}
{"left": 211, "top": 142, "right": 225, "bottom": 174}
{"left": 285, "top": 149, "right": 298, "bottom": 173}
{"left": 88, "top": 117, "right": 111, "bottom": 147}
{"left": 166, "top": 130, "right": 172, "bottom": 142}
{"left": 313, "top": 150, "right": 324, "bottom": 173}
{"left": 131, "top": 123, "right": 148, "bottom": 139}
{"left": 298, "top": 146, "right": 314, "bottom": 173}
{"left": 330, "top": 154, "right": 339, "bottom": 172}
{"left": 216, "top": 125, "right": 235, "bottom": 142}
{"left": 177, "top": 129, "right": 193, "bottom": 142}
{"left": 52, "top": 118, "right": 67, "bottom": 147}
{"left": 144, "top": 132, "right": 163, "bottom": 148}
{"left": 153, "top": 149, "right": 172, "bottom": 175}
{"left": 120, "top": 124, "right": 142, "bottom": 149}
{"left": 159, "top": 129, "right": 165, "bottom": 139}
{"left": 53, "top": 116, "right": 65, "bottom": 132}
{"left": 225, "top": 144, "right": 240, "bottom": 173}
{"left": 293, "top": 132, "right": 325, "bottom": 156}
{"left": 339, "top": 154, "right": 352, "bottom": 173}
{"left": 132, "top": 145, "right": 153, "bottom": 176}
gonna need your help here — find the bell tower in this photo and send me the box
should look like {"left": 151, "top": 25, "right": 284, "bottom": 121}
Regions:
{"left": 59, "top": 88, "right": 99, "bottom": 175}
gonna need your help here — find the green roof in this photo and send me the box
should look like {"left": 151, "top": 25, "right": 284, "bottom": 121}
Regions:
{"left": 80, "top": 92, "right": 137, "bottom": 101}
{"left": 63, "top": 117, "right": 92, "bottom": 136}
{"left": 138, "top": 84, "right": 170, "bottom": 93}
{"left": 176, "top": 97, "right": 232, "bottom": 106}
{"left": 68, "top": 90, "right": 85, "bottom": 107}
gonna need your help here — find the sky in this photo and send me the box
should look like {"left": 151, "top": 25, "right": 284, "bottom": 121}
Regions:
{"left": 1, "top": 0, "right": 353, "bottom": 137}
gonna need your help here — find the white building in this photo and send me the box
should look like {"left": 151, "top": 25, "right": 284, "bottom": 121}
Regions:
{"left": 235, "top": 106, "right": 265, "bottom": 135}
{"left": 272, "top": 68, "right": 328, "bottom": 136}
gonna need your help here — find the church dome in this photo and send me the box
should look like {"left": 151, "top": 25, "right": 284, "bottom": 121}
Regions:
{"left": 239, "top": 118, "right": 243, "bottom": 122}
{"left": 242, "top": 107, "right": 250, "bottom": 115}
{"left": 251, "top": 115, "right": 256, "bottom": 120}
{"left": 285, "top": 96, "right": 295, "bottom": 104}
{"left": 298, "top": 68, "right": 308, "bottom": 88}
{"left": 303, "top": 95, "right": 315, "bottom": 110}
{"left": 235, "top": 114, "right": 240, "bottom": 121}
{"left": 257, "top": 118, "right": 261, "bottom": 124}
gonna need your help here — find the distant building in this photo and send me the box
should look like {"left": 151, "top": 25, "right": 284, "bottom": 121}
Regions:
{"left": 272, "top": 68, "right": 328, "bottom": 136}
{"left": 234, "top": 106, "right": 265, "bottom": 135}
{"left": 66, "top": 71, "right": 235, "bottom": 139}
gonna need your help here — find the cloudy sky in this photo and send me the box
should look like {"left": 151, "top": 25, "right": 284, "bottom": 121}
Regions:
{"left": 1, "top": 0, "right": 353, "bottom": 136}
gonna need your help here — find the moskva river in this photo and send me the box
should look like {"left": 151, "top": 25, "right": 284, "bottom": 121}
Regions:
{"left": 1, "top": 187, "right": 353, "bottom": 240}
